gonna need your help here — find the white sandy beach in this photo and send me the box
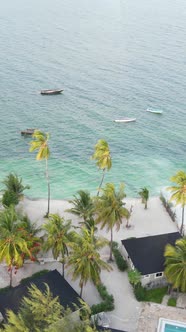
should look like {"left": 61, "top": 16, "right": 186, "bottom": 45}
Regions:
{"left": 0, "top": 196, "right": 180, "bottom": 331}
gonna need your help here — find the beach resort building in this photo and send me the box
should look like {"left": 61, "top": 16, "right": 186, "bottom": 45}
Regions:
{"left": 121, "top": 232, "right": 181, "bottom": 287}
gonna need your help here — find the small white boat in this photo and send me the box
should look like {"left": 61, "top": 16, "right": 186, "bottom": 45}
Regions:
{"left": 146, "top": 108, "right": 163, "bottom": 114}
{"left": 114, "top": 118, "right": 136, "bottom": 123}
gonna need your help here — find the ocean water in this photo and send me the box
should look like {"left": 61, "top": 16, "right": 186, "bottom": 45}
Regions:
{"left": 0, "top": 0, "right": 186, "bottom": 199}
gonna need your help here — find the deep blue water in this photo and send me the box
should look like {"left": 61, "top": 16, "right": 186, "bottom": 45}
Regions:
{"left": 0, "top": 0, "right": 186, "bottom": 199}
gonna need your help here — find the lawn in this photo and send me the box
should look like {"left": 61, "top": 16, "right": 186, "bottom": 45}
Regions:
{"left": 144, "top": 286, "right": 168, "bottom": 303}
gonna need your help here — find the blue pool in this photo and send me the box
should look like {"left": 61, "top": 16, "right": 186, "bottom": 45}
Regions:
{"left": 165, "top": 323, "right": 186, "bottom": 332}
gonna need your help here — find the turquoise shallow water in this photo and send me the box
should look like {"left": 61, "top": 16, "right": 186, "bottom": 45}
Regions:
{"left": 0, "top": 0, "right": 186, "bottom": 199}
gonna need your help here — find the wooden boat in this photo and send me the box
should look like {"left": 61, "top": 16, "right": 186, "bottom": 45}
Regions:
{"left": 40, "top": 89, "right": 63, "bottom": 95}
{"left": 114, "top": 118, "right": 136, "bottom": 123}
{"left": 21, "top": 129, "right": 35, "bottom": 136}
{"left": 146, "top": 108, "right": 163, "bottom": 114}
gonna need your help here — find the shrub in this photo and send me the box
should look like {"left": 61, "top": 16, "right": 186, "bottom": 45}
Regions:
{"left": 91, "top": 283, "right": 114, "bottom": 314}
{"left": 2, "top": 190, "right": 19, "bottom": 207}
{"left": 20, "top": 270, "right": 49, "bottom": 284}
{"left": 112, "top": 242, "right": 128, "bottom": 271}
{"left": 134, "top": 283, "right": 146, "bottom": 301}
{"left": 167, "top": 297, "right": 177, "bottom": 307}
{"left": 160, "top": 194, "right": 176, "bottom": 222}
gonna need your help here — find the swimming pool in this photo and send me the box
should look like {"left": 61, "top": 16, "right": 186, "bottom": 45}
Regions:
{"left": 158, "top": 318, "right": 186, "bottom": 332}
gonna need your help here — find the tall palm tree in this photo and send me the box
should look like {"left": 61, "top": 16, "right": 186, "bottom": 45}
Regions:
{"left": 94, "top": 183, "right": 129, "bottom": 261}
{"left": 164, "top": 237, "right": 186, "bottom": 292}
{"left": 168, "top": 170, "right": 186, "bottom": 235}
{"left": 29, "top": 130, "right": 50, "bottom": 217}
{"left": 67, "top": 190, "right": 94, "bottom": 222}
{"left": 91, "top": 139, "right": 112, "bottom": 196}
{"left": 0, "top": 207, "right": 32, "bottom": 287}
{"left": 42, "top": 214, "right": 74, "bottom": 277}
{"left": 67, "top": 227, "right": 111, "bottom": 297}
{"left": 138, "top": 187, "right": 149, "bottom": 209}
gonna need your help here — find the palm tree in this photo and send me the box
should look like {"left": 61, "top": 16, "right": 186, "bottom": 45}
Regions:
{"left": 94, "top": 183, "right": 129, "bottom": 261}
{"left": 29, "top": 130, "right": 50, "bottom": 217}
{"left": 138, "top": 187, "right": 149, "bottom": 209}
{"left": 0, "top": 207, "right": 32, "bottom": 287}
{"left": 2, "top": 173, "right": 30, "bottom": 207}
{"left": 91, "top": 139, "right": 112, "bottom": 196}
{"left": 164, "top": 237, "right": 186, "bottom": 292}
{"left": 168, "top": 170, "right": 186, "bottom": 235}
{"left": 67, "top": 227, "right": 111, "bottom": 297}
{"left": 42, "top": 214, "right": 74, "bottom": 277}
{"left": 67, "top": 190, "right": 94, "bottom": 222}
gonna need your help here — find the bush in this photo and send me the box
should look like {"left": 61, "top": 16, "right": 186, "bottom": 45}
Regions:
{"left": 134, "top": 283, "right": 147, "bottom": 301}
{"left": 168, "top": 297, "right": 177, "bottom": 307}
{"left": 112, "top": 242, "right": 128, "bottom": 271}
{"left": 160, "top": 194, "right": 176, "bottom": 222}
{"left": 20, "top": 270, "right": 49, "bottom": 284}
{"left": 91, "top": 283, "right": 114, "bottom": 314}
{"left": 2, "top": 190, "right": 19, "bottom": 207}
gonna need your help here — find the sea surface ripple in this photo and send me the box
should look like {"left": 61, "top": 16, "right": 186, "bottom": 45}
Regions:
{"left": 0, "top": 0, "right": 186, "bottom": 199}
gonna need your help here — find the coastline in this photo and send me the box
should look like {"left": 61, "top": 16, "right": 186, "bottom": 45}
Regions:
{"left": 18, "top": 195, "right": 179, "bottom": 240}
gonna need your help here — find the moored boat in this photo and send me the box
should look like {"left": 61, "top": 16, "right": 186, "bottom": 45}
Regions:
{"left": 146, "top": 108, "right": 163, "bottom": 114}
{"left": 40, "top": 89, "right": 63, "bottom": 95}
{"left": 21, "top": 129, "right": 35, "bottom": 136}
{"left": 114, "top": 118, "right": 136, "bottom": 123}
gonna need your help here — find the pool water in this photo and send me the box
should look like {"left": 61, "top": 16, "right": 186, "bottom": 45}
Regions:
{"left": 165, "top": 323, "right": 186, "bottom": 332}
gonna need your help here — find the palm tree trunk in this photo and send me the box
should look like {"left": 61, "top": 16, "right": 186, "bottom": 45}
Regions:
{"left": 9, "top": 266, "right": 13, "bottom": 288}
{"left": 97, "top": 169, "right": 105, "bottom": 196}
{"left": 180, "top": 205, "right": 185, "bottom": 236}
{"left": 109, "top": 227, "right": 113, "bottom": 261}
{"left": 145, "top": 200, "right": 147, "bottom": 209}
{"left": 80, "top": 283, "right": 83, "bottom": 297}
{"left": 45, "top": 158, "right": 50, "bottom": 217}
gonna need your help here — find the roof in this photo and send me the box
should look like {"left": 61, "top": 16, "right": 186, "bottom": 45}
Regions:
{"left": 0, "top": 269, "right": 81, "bottom": 319}
{"left": 121, "top": 232, "right": 181, "bottom": 275}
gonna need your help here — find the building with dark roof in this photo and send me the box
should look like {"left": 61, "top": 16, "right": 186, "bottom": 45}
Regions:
{"left": 121, "top": 232, "right": 181, "bottom": 287}
{"left": 0, "top": 269, "right": 81, "bottom": 319}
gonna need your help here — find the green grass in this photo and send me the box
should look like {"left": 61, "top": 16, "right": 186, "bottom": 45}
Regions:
{"left": 143, "top": 286, "right": 168, "bottom": 303}
{"left": 167, "top": 297, "right": 177, "bottom": 307}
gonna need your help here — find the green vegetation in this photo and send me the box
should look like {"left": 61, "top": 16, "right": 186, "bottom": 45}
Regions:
{"left": 42, "top": 214, "right": 74, "bottom": 277}
{"left": 160, "top": 194, "right": 176, "bottom": 222}
{"left": 67, "top": 227, "right": 112, "bottom": 297}
{"left": 138, "top": 187, "right": 149, "bottom": 209}
{"left": 67, "top": 190, "right": 94, "bottom": 222}
{"left": 112, "top": 242, "right": 127, "bottom": 271}
{"left": 143, "top": 286, "right": 167, "bottom": 303}
{"left": 168, "top": 170, "right": 186, "bottom": 235}
{"left": 134, "top": 285, "right": 167, "bottom": 303}
{"left": 164, "top": 237, "right": 186, "bottom": 292}
{"left": 91, "top": 283, "right": 114, "bottom": 314}
{"left": 0, "top": 206, "right": 40, "bottom": 287}
{"left": 94, "top": 182, "right": 129, "bottom": 261}
{"left": 91, "top": 139, "right": 112, "bottom": 196}
{"left": 29, "top": 130, "right": 51, "bottom": 217}
{"left": 2, "top": 173, "right": 30, "bottom": 207}
{"left": 167, "top": 297, "right": 177, "bottom": 307}
{"left": 128, "top": 269, "right": 141, "bottom": 287}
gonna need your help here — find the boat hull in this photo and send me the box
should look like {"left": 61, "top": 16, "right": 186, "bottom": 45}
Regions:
{"left": 114, "top": 118, "right": 136, "bottom": 123}
{"left": 40, "top": 89, "right": 63, "bottom": 95}
{"left": 146, "top": 108, "right": 163, "bottom": 114}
